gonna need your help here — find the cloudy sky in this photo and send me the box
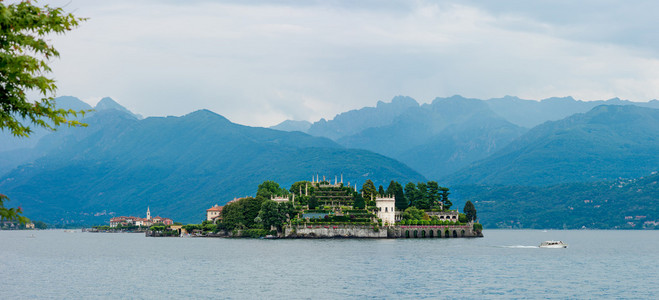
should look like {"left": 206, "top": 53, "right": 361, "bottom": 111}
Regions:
{"left": 33, "top": 0, "right": 659, "bottom": 126}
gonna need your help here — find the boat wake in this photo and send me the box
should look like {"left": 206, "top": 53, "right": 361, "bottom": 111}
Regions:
{"left": 500, "top": 245, "right": 539, "bottom": 249}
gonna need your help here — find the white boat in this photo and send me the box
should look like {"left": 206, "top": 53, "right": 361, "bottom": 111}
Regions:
{"left": 539, "top": 240, "right": 568, "bottom": 248}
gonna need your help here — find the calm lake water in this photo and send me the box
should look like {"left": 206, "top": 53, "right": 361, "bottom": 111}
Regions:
{"left": 1, "top": 229, "right": 657, "bottom": 299}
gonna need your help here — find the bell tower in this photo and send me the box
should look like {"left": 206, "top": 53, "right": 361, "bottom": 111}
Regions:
{"left": 146, "top": 206, "right": 151, "bottom": 220}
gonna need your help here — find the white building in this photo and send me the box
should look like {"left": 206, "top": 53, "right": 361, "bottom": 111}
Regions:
{"left": 376, "top": 196, "right": 396, "bottom": 225}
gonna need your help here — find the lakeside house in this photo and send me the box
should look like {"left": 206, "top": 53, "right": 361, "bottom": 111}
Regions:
{"left": 109, "top": 207, "right": 173, "bottom": 227}
{"left": 205, "top": 198, "right": 244, "bottom": 222}
{"left": 206, "top": 205, "right": 223, "bottom": 222}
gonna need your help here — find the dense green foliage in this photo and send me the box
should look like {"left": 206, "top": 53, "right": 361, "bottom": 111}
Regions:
{"left": 454, "top": 172, "right": 659, "bottom": 229}
{"left": 402, "top": 181, "right": 450, "bottom": 210}
{"left": 0, "top": 1, "right": 86, "bottom": 137}
{"left": 0, "top": 194, "right": 27, "bottom": 224}
{"left": 257, "top": 200, "right": 294, "bottom": 231}
{"left": 256, "top": 181, "right": 288, "bottom": 198}
{"left": 401, "top": 207, "right": 427, "bottom": 220}
{"left": 386, "top": 181, "right": 407, "bottom": 210}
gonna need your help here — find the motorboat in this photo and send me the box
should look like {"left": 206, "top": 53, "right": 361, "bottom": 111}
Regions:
{"left": 539, "top": 240, "right": 568, "bottom": 248}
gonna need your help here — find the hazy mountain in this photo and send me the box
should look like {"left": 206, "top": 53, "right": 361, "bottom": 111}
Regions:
{"left": 270, "top": 120, "right": 312, "bottom": 133}
{"left": 445, "top": 105, "right": 659, "bottom": 186}
{"left": 452, "top": 172, "right": 659, "bottom": 229}
{"left": 0, "top": 108, "right": 425, "bottom": 225}
{"left": 0, "top": 96, "right": 94, "bottom": 176}
{"left": 486, "top": 95, "right": 659, "bottom": 128}
{"left": 0, "top": 96, "right": 92, "bottom": 153}
{"left": 397, "top": 115, "right": 526, "bottom": 179}
{"left": 307, "top": 95, "right": 419, "bottom": 140}
{"left": 337, "top": 96, "right": 526, "bottom": 179}
{"left": 94, "top": 97, "right": 143, "bottom": 119}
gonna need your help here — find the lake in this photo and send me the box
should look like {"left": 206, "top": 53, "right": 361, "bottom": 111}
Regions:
{"left": 1, "top": 229, "right": 657, "bottom": 299}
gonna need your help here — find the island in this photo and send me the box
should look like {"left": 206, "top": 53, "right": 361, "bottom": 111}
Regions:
{"left": 145, "top": 175, "right": 483, "bottom": 239}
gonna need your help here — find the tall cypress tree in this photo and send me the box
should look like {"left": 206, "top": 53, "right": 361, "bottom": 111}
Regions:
{"left": 361, "top": 180, "right": 377, "bottom": 206}
{"left": 404, "top": 182, "right": 418, "bottom": 208}
{"left": 464, "top": 201, "right": 477, "bottom": 222}
{"left": 387, "top": 181, "right": 407, "bottom": 210}
{"left": 416, "top": 182, "right": 429, "bottom": 209}
{"left": 427, "top": 181, "right": 440, "bottom": 209}
{"left": 440, "top": 187, "right": 452, "bottom": 210}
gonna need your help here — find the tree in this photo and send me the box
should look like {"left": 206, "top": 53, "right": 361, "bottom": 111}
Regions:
{"left": 415, "top": 182, "right": 429, "bottom": 209}
{"left": 278, "top": 201, "right": 295, "bottom": 221}
{"left": 289, "top": 181, "right": 311, "bottom": 195}
{"left": 386, "top": 181, "right": 407, "bottom": 210}
{"left": 463, "top": 200, "right": 477, "bottom": 222}
{"left": 401, "top": 207, "right": 427, "bottom": 220}
{"left": 0, "top": 194, "right": 28, "bottom": 224}
{"left": 241, "top": 197, "right": 264, "bottom": 228}
{"left": 378, "top": 185, "right": 385, "bottom": 196}
{"left": 427, "top": 181, "right": 440, "bottom": 208}
{"left": 404, "top": 182, "right": 418, "bottom": 208}
{"left": 257, "top": 200, "right": 282, "bottom": 230}
{"left": 33, "top": 220, "right": 47, "bottom": 229}
{"left": 256, "top": 181, "right": 287, "bottom": 199}
{"left": 439, "top": 187, "right": 452, "bottom": 210}
{"left": 1, "top": 1, "right": 85, "bottom": 223}
{"left": 220, "top": 201, "right": 245, "bottom": 230}
{"left": 353, "top": 192, "right": 365, "bottom": 209}
{"left": 308, "top": 196, "right": 319, "bottom": 210}
{"left": 360, "top": 180, "right": 377, "bottom": 206}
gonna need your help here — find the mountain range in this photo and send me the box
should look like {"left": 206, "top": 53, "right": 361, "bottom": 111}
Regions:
{"left": 446, "top": 105, "right": 659, "bottom": 186}
{"left": 274, "top": 95, "right": 658, "bottom": 181}
{"left": 1, "top": 94, "right": 657, "bottom": 227}
{"left": 0, "top": 97, "right": 424, "bottom": 224}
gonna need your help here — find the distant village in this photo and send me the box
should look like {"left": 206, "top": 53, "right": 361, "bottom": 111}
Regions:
{"left": 95, "top": 207, "right": 173, "bottom": 231}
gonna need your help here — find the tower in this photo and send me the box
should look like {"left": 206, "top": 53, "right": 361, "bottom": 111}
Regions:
{"left": 146, "top": 206, "right": 151, "bottom": 220}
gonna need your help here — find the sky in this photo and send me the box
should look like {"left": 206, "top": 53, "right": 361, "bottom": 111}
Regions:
{"left": 25, "top": 0, "right": 659, "bottom": 126}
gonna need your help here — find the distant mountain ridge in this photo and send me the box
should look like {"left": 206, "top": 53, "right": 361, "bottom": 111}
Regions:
{"left": 330, "top": 95, "right": 527, "bottom": 179}
{"left": 0, "top": 106, "right": 425, "bottom": 225}
{"left": 445, "top": 105, "right": 659, "bottom": 186}
{"left": 278, "top": 95, "right": 658, "bottom": 181}
{"left": 307, "top": 95, "right": 419, "bottom": 139}
{"left": 270, "top": 120, "right": 312, "bottom": 132}
{"left": 94, "top": 97, "right": 143, "bottom": 119}
{"left": 485, "top": 95, "right": 659, "bottom": 128}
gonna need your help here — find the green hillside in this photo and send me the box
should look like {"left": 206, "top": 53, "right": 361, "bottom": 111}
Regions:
{"left": 0, "top": 109, "right": 425, "bottom": 225}
{"left": 445, "top": 105, "right": 659, "bottom": 186}
{"left": 452, "top": 172, "right": 659, "bottom": 229}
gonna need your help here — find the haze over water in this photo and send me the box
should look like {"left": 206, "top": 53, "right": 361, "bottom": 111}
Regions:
{"left": 2, "top": 230, "right": 657, "bottom": 299}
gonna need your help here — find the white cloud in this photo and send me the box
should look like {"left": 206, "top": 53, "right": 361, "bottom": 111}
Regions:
{"left": 32, "top": 0, "right": 659, "bottom": 126}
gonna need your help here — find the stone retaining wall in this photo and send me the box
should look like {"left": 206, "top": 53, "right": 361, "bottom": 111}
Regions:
{"left": 388, "top": 225, "right": 482, "bottom": 238}
{"left": 283, "top": 224, "right": 483, "bottom": 238}
{"left": 285, "top": 225, "right": 387, "bottom": 238}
